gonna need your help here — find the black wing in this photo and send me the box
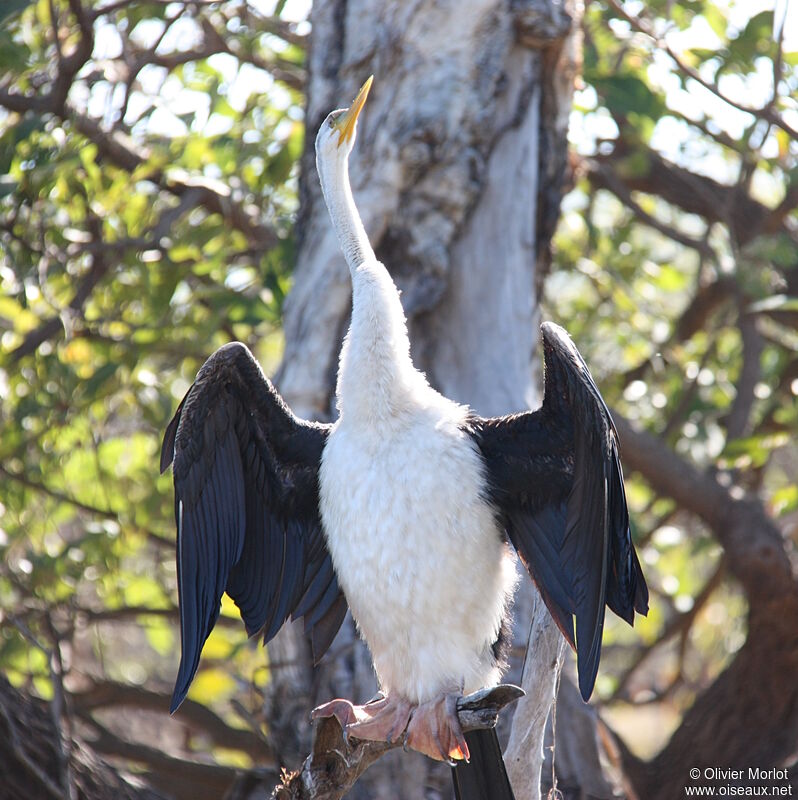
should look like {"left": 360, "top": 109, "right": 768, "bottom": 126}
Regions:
{"left": 470, "top": 323, "right": 648, "bottom": 701}
{"left": 160, "top": 342, "right": 347, "bottom": 712}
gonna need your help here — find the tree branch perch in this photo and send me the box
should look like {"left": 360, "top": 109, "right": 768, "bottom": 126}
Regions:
{"left": 273, "top": 685, "right": 524, "bottom": 800}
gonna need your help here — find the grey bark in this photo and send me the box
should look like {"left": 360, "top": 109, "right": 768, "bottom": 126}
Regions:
{"left": 540, "top": 675, "right": 622, "bottom": 800}
{"left": 270, "top": 1, "right": 582, "bottom": 797}
{"left": 504, "top": 592, "right": 566, "bottom": 798}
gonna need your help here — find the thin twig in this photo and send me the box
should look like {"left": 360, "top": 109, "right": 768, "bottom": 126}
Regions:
{"left": 588, "top": 160, "right": 713, "bottom": 254}
{"left": 0, "top": 465, "right": 118, "bottom": 521}
{"left": 605, "top": 0, "right": 798, "bottom": 139}
{"left": 609, "top": 557, "right": 727, "bottom": 702}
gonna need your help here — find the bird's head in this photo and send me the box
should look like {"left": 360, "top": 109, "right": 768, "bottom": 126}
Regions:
{"left": 315, "top": 76, "right": 373, "bottom": 164}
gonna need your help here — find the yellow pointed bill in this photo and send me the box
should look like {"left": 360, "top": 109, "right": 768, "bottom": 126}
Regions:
{"left": 334, "top": 76, "right": 373, "bottom": 146}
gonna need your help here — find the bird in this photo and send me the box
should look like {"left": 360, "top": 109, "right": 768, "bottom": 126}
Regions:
{"left": 160, "top": 76, "right": 648, "bottom": 799}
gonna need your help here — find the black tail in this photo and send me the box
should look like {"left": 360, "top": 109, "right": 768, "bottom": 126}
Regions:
{"left": 451, "top": 728, "right": 516, "bottom": 800}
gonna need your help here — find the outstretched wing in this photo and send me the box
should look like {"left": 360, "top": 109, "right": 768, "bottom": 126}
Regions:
{"left": 160, "top": 342, "right": 347, "bottom": 712}
{"left": 470, "top": 322, "right": 648, "bottom": 701}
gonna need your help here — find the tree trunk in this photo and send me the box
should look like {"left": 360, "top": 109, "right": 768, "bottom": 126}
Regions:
{"left": 621, "top": 597, "right": 798, "bottom": 800}
{"left": 0, "top": 677, "right": 164, "bottom": 800}
{"left": 270, "top": 0, "right": 581, "bottom": 797}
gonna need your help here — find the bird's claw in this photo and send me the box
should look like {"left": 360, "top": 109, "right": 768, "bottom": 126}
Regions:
{"left": 313, "top": 690, "right": 482, "bottom": 763}
{"left": 311, "top": 698, "right": 358, "bottom": 731}
{"left": 312, "top": 694, "right": 412, "bottom": 748}
{"left": 405, "top": 692, "right": 470, "bottom": 763}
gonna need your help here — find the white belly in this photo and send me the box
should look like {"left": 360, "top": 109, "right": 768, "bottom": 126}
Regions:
{"left": 319, "top": 400, "right": 517, "bottom": 704}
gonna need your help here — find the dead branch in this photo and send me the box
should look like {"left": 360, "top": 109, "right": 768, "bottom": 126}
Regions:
{"left": 273, "top": 685, "right": 524, "bottom": 800}
{"left": 724, "top": 312, "right": 764, "bottom": 439}
{"left": 70, "top": 680, "right": 273, "bottom": 763}
{"left": 612, "top": 411, "right": 793, "bottom": 594}
{"left": 78, "top": 712, "right": 251, "bottom": 800}
{"left": 588, "top": 144, "right": 796, "bottom": 248}
{"left": 587, "top": 159, "right": 712, "bottom": 254}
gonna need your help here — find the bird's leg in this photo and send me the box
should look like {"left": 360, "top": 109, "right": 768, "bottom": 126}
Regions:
{"left": 404, "top": 692, "right": 469, "bottom": 764}
{"left": 311, "top": 693, "right": 412, "bottom": 746}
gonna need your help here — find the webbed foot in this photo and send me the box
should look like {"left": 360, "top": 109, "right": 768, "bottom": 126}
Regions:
{"left": 405, "top": 692, "right": 469, "bottom": 764}
{"left": 311, "top": 693, "right": 412, "bottom": 745}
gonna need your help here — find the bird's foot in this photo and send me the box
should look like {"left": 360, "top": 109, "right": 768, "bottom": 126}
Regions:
{"left": 405, "top": 692, "right": 469, "bottom": 764}
{"left": 312, "top": 691, "right": 469, "bottom": 764}
{"left": 311, "top": 693, "right": 412, "bottom": 746}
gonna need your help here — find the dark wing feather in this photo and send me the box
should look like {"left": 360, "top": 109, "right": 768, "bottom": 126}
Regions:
{"left": 161, "top": 341, "right": 346, "bottom": 712}
{"left": 471, "top": 322, "right": 648, "bottom": 701}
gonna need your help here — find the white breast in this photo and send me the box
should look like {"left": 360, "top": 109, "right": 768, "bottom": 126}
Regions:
{"left": 319, "top": 392, "right": 518, "bottom": 704}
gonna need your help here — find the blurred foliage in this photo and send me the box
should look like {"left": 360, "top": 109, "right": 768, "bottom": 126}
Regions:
{"left": 0, "top": 0, "right": 796, "bottom": 783}
{"left": 546, "top": 0, "right": 798, "bottom": 754}
{"left": 0, "top": 0, "right": 303, "bottom": 776}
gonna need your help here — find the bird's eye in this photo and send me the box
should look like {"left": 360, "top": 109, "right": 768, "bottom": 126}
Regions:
{"left": 327, "top": 110, "right": 345, "bottom": 129}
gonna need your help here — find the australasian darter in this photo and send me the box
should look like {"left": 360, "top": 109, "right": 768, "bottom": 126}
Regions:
{"left": 160, "top": 77, "right": 648, "bottom": 800}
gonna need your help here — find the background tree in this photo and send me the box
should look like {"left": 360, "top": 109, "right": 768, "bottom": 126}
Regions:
{"left": 1, "top": 1, "right": 796, "bottom": 799}
{"left": 557, "top": 3, "right": 798, "bottom": 797}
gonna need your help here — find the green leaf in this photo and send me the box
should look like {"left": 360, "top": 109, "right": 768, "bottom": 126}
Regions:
{"left": 591, "top": 74, "right": 666, "bottom": 121}
{"left": 703, "top": 3, "right": 729, "bottom": 38}
{"left": 718, "top": 10, "right": 776, "bottom": 75}
{"left": 81, "top": 362, "right": 119, "bottom": 398}
{"left": 720, "top": 433, "right": 789, "bottom": 469}
{"left": 771, "top": 485, "right": 798, "bottom": 516}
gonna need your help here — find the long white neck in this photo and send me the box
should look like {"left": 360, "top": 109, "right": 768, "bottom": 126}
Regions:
{"left": 317, "top": 151, "right": 373, "bottom": 271}
{"left": 317, "top": 148, "right": 428, "bottom": 424}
